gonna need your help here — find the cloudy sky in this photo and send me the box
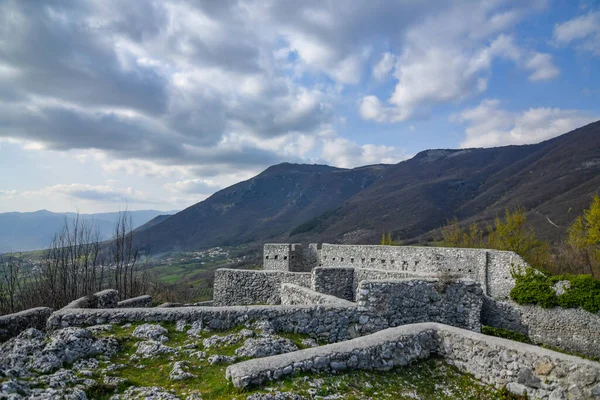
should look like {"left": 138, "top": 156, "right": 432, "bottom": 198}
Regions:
{"left": 0, "top": 0, "right": 599, "bottom": 213}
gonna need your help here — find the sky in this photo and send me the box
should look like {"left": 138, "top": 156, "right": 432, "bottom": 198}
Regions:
{"left": 0, "top": 0, "right": 599, "bottom": 214}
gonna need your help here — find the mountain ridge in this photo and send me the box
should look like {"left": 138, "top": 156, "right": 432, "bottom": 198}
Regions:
{"left": 135, "top": 120, "right": 600, "bottom": 252}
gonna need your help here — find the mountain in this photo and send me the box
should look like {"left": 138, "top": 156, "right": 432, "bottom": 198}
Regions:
{"left": 136, "top": 120, "right": 600, "bottom": 252}
{"left": 0, "top": 210, "right": 177, "bottom": 253}
{"left": 134, "top": 164, "right": 386, "bottom": 252}
{"left": 292, "top": 120, "right": 600, "bottom": 244}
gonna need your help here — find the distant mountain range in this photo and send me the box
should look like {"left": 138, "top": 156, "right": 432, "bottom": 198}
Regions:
{"left": 0, "top": 210, "right": 176, "bottom": 253}
{"left": 134, "top": 121, "right": 600, "bottom": 252}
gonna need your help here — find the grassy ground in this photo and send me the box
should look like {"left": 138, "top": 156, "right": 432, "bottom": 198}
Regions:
{"left": 79, "top": 322, "right": 514, "bottom": 400}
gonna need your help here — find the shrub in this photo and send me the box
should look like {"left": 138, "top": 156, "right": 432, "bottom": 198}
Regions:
{"left": 510, "top": 267, "right": 600, "bottom": 313}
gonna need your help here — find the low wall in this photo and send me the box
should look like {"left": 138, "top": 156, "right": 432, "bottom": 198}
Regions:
{"left": 61, "top": 289, "right": 120, "bottom": 310}
{"left": 117, "top": 295, "right": 153, "bottom": 308}
{"left": 519, "top": 305, "right": 600, "bottom": 359}
{"left": 213, "top": 269, "right": 311, "bottom": 306}
{"left": 280, "top": 284, "right": 355, "bottom": 306}
{"left": 226, "top": 322, "right": 600, "bottom": 399}
{"left": 47, "top": 305, "right": 365, "bottom": 343}
{"left": 481, "top": 297, "right": 600, "bottom": 358}
{"left": 356, "top": 279, "right": 483, "bottom": 332}
{"left": 0, "top": 307, "right": 53, "bottom": 342}
{"left": 311, "top": 267, "right": 355, "bottom": 301}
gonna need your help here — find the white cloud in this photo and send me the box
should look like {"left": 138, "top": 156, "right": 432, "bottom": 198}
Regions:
{"left": 360, "top": 5, "right": 559, "bottom": 123}
{"left": 454, "top": 99, "right": 598, "bottom": 148}
{"left": 553, "top": 11, "right": 600, "bottom": 55}
{"left": 373, "top": 52, "right": 396, "bottom": 81}
{"left": 320, "top": 137, "right": 406, "bottom": 168}
{"left": 525, "top": 53, "right": 560, "bottom": 81}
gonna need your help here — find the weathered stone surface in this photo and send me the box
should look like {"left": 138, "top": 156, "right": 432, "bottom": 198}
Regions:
{"left": 213, "top": 269, "right": 311, "bottom": 306}
{"left": 95, "top": 289, "right": 119, "bottom": 309}
{"left": 133, "top": 340, "right": 177, "bottom": 359}
{"left": 117, "top": 295, "right": 153, "bottom": 308}
{"left": 356, "top": 278, "right": 483, "bottom": 332}
{"left": 109, "top": 386, "right": 180, "bottom": 399}
{"left": 236, "top": 336, "right": 298, "bottom": 358}
{"left": 169, "top": 361, "right": 196, "bottom": 381}
{"left": 0, "top": 307, "right": 53, "bottom": 342}
{"left": 132, "top": 324, "right": 169, "bottom": 343}
{"left": 311, "top": 267, "right": 355, "bottom": 301}
{"left": 208, "top": 354, "right": 237, "bottom": 365}
{"left": 280, "top": 283, "right": 355, "bottom": 306}
{"left": 0, "top": 327, "right": 118, "bottom": 376}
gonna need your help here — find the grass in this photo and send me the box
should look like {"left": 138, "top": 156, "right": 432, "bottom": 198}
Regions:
{"left": 481, "top": 326, "right": 533, "bottom": 344}
{"left": 81, "top": 322, "right": 515, "bottom": 399}
{"left": 270, "top": 357, "right": 519, "bottom": 400}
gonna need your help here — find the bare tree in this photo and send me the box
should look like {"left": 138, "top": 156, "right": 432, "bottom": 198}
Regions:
{"left": 0, "top": 254, "right": 23, "bottom": 314}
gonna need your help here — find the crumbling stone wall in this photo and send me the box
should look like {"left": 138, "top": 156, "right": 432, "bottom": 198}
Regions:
{"left": 51, "top": 279, "right": 484, "bottom": 341}
{"left": 117, "top": 295, "right": 153, "bottom": 308}
{"left": 213, "top": 269, "right": 311, "bottom": 306}
{"left": 356, "top": 279, "right": 483, "bottom": 332}
{"left": 481, "top": 296, "right": 528, "bottom": 335}
{"left": 311, "top": 267, "right": 355, "bottom": 301}
{"left": 0, "top": 307, "right": 53, "bottom": 342}
{"left": 280, "top": 283, "right": 355, "bottom": 306}
{"left": 226, "top": 322, "right": 600, "bottom": 399}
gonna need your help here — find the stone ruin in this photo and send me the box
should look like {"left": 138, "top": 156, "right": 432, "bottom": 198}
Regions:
{"left": 2, "top": 243, "right": 600, "bottom": 399}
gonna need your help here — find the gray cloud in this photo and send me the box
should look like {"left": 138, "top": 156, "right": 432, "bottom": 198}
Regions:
{"left": 0, "top": 0, "right": 551, "bottom": 184}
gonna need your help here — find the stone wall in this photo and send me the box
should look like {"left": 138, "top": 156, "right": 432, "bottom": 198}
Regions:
{"left": 280, "top": 283, "right": 355, "bottom": 306}
{"left": 0, "top": 307, "right": 53, "bottom": 342}
{"left": 311, "top": 267, "right": 355, "bottom": 301}
{"left": 318, "top": 244, "right": 527, "bottom": 300}
{"left": 518, "top": 304, "right": 600, "bottom": 359}
{"left": 481, "top": 296, "right": 529, "bottom": 335}
{"left": 226, "top": 322, "right": 600, "bottom": 399}
{"left": 47, "top": 305, "right": 365, "bottom": 343}
{"left": 353, "top": 268, "right": 415, "bottom": 294}
{"left": 264, "top": 243, "right": 319, "bottom": 272}
{"left": 213, "top": 269, "right": 312, "bottom": 306}
{"left": 50, "top": 279, "right": 484, "bottom": 341}
{"left": 263, "top": 244, "right": 292, "bottom": 271}
{"left": 356, "top": 279, "right": 483, "bottom": 332}
{"left": 117, "top": 295, "right": 153, "bottom": 308}
{"left": 481, "top": 297, "right": 600, "bottom": 358}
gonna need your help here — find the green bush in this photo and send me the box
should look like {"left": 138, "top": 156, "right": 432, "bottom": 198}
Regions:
{"left": 510, "top": 267, "right": 600, "bottom": 313}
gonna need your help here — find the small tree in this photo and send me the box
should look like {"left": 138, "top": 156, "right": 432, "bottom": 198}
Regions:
{"left": 487, "top": 208, "right": 550, "bottom": 269}
{"left": 0, "top": 255, "right": 23, "bottom": 314}
{"left": 567, "top": 195, "right": 600, "bottom": 276}
{"left": 440, "top": 219, "right": 484, "bottom": 248}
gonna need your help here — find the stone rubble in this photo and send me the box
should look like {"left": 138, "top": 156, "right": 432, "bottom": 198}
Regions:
{"left": 132, "top": 324, "right": 169, "bottom": 343}
{"left": 236, "top": 336, "right": 299, "bottom": 358}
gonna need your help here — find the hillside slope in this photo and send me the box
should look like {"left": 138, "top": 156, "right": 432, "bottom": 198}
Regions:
{"left": 135, "top": 164, "right": 386, "bottom": 252}
{"left": 293, "top": 121, "right": 600, "bottom": 244}
{"left": 137, "top": 120, "right": 600, "bottom": 251}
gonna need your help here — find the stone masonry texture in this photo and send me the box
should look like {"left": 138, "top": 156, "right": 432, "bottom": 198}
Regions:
{"left": 226, "top": 322, "right": 600, "bottom": 399}
{"left": 0, "top": 307, "right": 53, "bottom": 342}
